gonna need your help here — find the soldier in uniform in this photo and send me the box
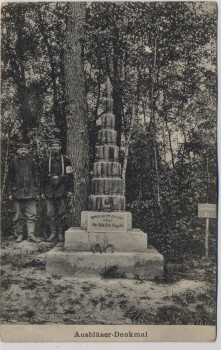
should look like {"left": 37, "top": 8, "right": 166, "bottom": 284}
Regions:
{"left": 7, "top": 143, "right": 41, "bottom": 243}
{"left": 40, "top": 140, "right": 73, "bottom": 246}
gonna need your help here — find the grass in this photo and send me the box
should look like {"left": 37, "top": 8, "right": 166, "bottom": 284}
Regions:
{"left": 1, "top": 240, "right": 217, "bottom": 325}
{"left": 123, "top": 303, "right": 216, "bottom": 325}
{"left": 100, "top": 264, "right": 126, "bottom": 279}
{"left": 124, "top": 306, "right": 157, "bottom": 324}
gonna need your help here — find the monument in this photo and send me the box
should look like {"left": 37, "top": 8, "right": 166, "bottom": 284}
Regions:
{"left": 46, "top": 78, "right": 164, "bottom": 279}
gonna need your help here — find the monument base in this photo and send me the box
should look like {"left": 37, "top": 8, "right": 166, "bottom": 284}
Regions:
{"left": 46, "top": 247, "right": 164, "bottom": 279}
{"left": 64, "top": 227, "right": 148, "bottom": 252}
{"left": 46, "top": 211, "right": 164, "bottom": 280}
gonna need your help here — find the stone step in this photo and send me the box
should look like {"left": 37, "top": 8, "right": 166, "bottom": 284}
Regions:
{"left": 95, "top": 145, "right": 119, "bottom": 162}
{"left": 93, "top": 161, "right": 121, "bottom": 178}
{"left": 98, "top": 129, "right": 117, "bottom": 145}
{"left": 64, "top": 228, "right": 147, "bottom": 252}
{"left": 88, "top": 195, "right": 125, "bottom": 211}
{"left": 46, "top": 248, "right": 164, "bottom": 279}
{"left": 104, "top": 97, "right": 114, "bottom": 114}
{"left": 91, "top": 178, "right": 123, "bottom": 195}
{"left": 101, "top": 113, "right": 115, "bottom": 129}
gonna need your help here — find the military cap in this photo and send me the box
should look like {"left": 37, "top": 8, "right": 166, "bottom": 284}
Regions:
{"left": 16, "top": 143, "right": 30, "bottom": 149}
{"left": 48, "top": 139, "right": 62, "bottom": 146}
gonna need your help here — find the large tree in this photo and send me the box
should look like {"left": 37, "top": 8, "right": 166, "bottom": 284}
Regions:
{"left": 64, "top": 2, "right": 90, "bottom": 226}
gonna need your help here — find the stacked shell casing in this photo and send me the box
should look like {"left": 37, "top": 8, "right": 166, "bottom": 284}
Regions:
{"left": 89, "top": 78, "right": 125, "bottom": 211}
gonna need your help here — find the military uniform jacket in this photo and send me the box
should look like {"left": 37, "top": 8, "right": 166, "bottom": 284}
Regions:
{"left": 40, "top": 155, "right": 74, "bottom": 199}
{"left": 7, "top": 157, "right": 39, "bottom": 200}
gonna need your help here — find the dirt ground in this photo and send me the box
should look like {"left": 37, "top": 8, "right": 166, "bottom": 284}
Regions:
{"left": 0, "top": 238, "right": 216, "bottom": 325}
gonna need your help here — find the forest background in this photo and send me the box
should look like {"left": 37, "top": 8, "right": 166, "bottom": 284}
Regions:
{"left": 1, "top": 1, "right": 217, "bottom": 263}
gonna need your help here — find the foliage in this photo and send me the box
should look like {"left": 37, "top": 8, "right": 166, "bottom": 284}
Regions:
{"left": 1, "top": 2, "right": 66, "bottom": 144}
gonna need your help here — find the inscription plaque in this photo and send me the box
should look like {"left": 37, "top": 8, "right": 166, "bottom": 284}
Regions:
{"left": 87, "top": 212, "right": 127, "bottom": 232}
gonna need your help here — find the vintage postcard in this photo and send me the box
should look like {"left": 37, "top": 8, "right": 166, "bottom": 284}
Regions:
{"left": 0, "top": 0, "right": 219, "bottom": 345}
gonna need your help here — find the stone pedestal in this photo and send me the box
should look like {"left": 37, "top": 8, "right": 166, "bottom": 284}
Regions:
{"left": 46, "top": 211, "right": 164, "bottom": 279}
{"left": 64, "top": 227, "right": 148, "bottom": 252}
{"left": 46, "top": 248, "right": 163, "bottom": 279}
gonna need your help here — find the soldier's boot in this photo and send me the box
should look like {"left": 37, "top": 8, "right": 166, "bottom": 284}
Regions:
{"left": 46, "top": 232, "right": 57, "bottom": 242}
{"left": 15, "top": 222, "right": 24, "bottom": 243}
{"left": 56, "top": 229, "right": 64, "bottom": 247}
{"left": 16, "top": 234, "right": 24, "bottom": 243}
{"left": 28, "top": 234, "right": 41, "bottom": 243}
{"left": 27, "top": 221, "right": 41, "bottom": 243}
{"left": 46, "top": 221, "right": 57, "bottom": 242}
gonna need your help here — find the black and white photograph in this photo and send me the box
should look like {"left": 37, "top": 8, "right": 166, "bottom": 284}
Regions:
{"left": 0, "top": 0, "right": 218, "bottom": 343}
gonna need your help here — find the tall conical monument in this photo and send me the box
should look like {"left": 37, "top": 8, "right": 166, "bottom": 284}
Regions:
{"left": 89, "top": 77, "right": 125, "bottom": 212}
{"left": 46, "top": 78, "right": 164, "bottom": 279}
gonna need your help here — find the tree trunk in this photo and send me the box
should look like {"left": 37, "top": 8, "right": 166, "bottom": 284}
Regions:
{"left": 7, "top": 6, "right": 27, "bottom": 135}
{"left": 37, "top": 9, "right": 66, "bottom": 148}
{"left": 122, "top": 102, "right": 135, "bottom": 196}
{"left": 149, "top": 38, "right": 161, "bottom": 209}
{"left": 1, "top": 132, "right": 10, "bottom": 195}
{"left": 112, "top": 28, "right": 123, "bottom": 147}
{"left": 64, "top": 2, "right": 90, "bottom": 226}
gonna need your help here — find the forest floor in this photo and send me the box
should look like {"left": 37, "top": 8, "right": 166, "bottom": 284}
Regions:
{"left": 0, "top": 237, "right": 216, "bottom": 325}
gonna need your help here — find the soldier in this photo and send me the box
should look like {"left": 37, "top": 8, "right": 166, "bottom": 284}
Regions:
{"left": 7, "top": 143, "right": 41, "bottom": 243}
{"left": 40, "top": 140, "right": 73, "bottom": 246}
